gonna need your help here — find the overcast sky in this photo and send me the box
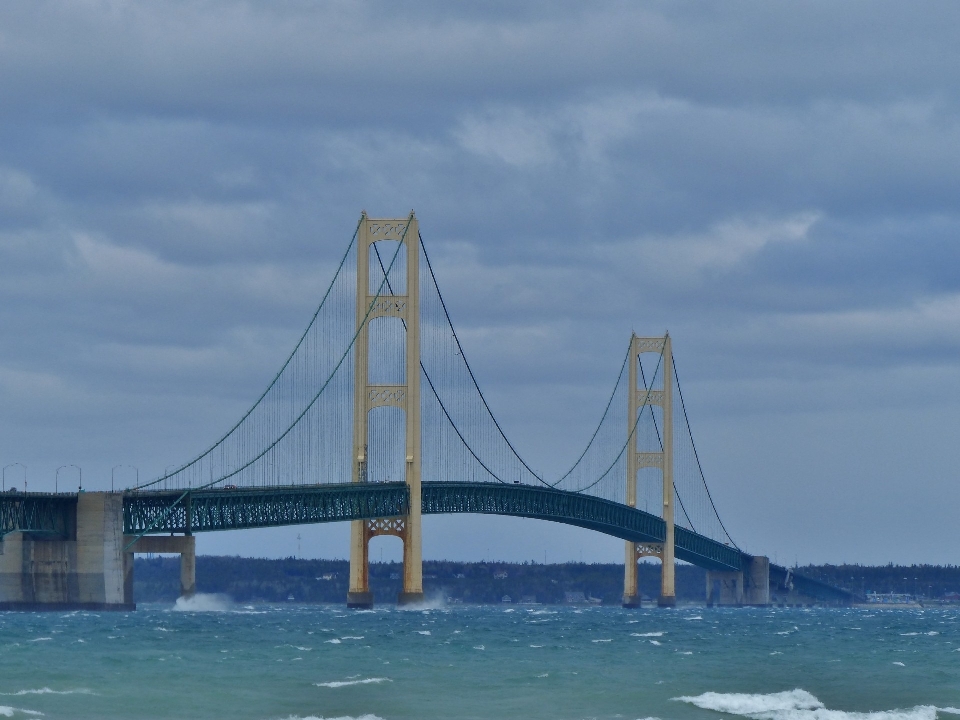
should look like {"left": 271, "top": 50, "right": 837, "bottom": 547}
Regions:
{"left": 1, "top": 1, "right": 959, "bottom": 567}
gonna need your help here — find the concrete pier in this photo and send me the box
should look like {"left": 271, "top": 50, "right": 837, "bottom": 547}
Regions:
{"left": 0, "top": 492, "right": 134, "bottom": 611}
{"left": 706, "top": 555, "right": 770, "bottom": 606}
{"left": 125, "top": 534, "right": 196, "bottom": 598}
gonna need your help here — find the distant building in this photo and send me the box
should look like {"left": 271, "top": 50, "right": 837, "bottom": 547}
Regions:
{"left": 501, "top": 594, "right": 512, "bottom": 603}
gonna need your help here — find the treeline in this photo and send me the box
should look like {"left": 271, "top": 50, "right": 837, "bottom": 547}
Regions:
{"left": 796, "top": 563, "right": 960, "bottom": 599}
{"left": 134, "top": 557, "right": 960, "bottom": 605}
{"left": 134, "top": 557, "right": 707, "bottom": 605}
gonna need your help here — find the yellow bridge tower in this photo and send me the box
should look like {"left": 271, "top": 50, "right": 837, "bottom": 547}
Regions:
{"left": 622, "top": 333, "right": 676, "bottom": 608}
{"left": 347, "top": 212, "right": 424, "bottom": 608}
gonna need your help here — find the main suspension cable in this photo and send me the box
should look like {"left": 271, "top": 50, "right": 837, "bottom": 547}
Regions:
{"left": 136, "top": 216, "right": 363, "bottom": 490}
{"left": 673, "top": 356, "right": 738, "bottom": 548}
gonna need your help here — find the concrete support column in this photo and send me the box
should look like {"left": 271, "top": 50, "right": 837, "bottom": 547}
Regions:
{"left": 179, "top": 536, "right": 196, "bottom": 598}
{"left": 1, "top": 493, "right": 134, "bottom": 611}
{"left": 125, "top": 534, "right": 197, "bottom": 601}
{"left": 347, "top": 520, "right": 372, "bottom": 608}
{"left": 0, "top": 532, "right": 25, "bottom": 603}
{"left": 743, "top": 556, "right": 770, "bottom": 606}
{"left": 706, "top": 570, "right": 744, "bottom": 606}
{"left": 622, "top": 542, "right": 640, "bottom": 607}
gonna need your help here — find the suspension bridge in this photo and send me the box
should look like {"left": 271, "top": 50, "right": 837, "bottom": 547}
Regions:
{"left": 0, "top": 213, "right": 852, "bottom": 610}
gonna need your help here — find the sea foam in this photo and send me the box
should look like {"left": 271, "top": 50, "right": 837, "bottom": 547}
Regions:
{"left": 0, "top": 708, "right": 43, "bottom": 717}
{"left": 674, "top": 689, "right": 941, "bottom": 720}
{"left": 314, "top": 678, "right": 391, "bottom": 689}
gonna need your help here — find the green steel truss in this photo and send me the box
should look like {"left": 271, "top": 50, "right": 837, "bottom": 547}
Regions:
{"left": 122, "top": 481, "right": 743, "bottom": 571}
{"left": 0, "top": 493, "right": 76, "bottom": 538}
{"left": 123, "top": 483, "right": 408, "bottom": 535}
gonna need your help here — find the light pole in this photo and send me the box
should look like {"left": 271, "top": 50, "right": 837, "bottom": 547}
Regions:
{"left": 112, "top": 465, "right": 138, "bottom": 492}
{"left": 56, "top": 465, "right": 81, "bottom": 494}
{"left": 3, "top": 463, "right": 26, "bottom": 493}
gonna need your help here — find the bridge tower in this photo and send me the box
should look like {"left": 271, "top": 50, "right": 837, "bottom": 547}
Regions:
{"left": 622, "top": 333, "right": 676, "bottom": 608}
{"left": 347, "top": 212, "right": 424, "bottom": 608}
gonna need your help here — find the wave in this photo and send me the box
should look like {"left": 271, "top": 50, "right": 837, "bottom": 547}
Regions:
{"left": 272, "top": 716, "right": 385, "bottom": 720}
{"left": 0, "top": 707, "right": 43, "bottom": 718}
{"left": 0, "top": 689, "right": 94, "bottom": 696}
{"left": 631, "top": 632, "right": 665, "bottom": 637}
{"left": 314, "top": 678, "right": 391, "bottom": 689}
{"left": 674, "top": 689, "right": 945, "bottom": 720}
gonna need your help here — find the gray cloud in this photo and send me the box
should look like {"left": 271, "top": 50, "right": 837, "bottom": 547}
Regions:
{"left": 1, "top": 1, "right": 958, "bottom": 565}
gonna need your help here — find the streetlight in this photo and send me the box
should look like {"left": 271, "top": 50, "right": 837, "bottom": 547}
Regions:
{"left": 56, "top": 465, "right": 81, "bottom": 494}
{"left": 111, "top": 465, "right": 138, "bottom": 492}
{"left": 2, "top": 463, "right": 26, "bottom": 493}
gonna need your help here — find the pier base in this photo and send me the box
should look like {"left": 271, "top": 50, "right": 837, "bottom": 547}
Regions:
{"left": 397, "top": 591, "right": 425, "bottom": 606}
{"left": 346, "top": 591, "right": 374, "bottom": 609}
{"left": 621, "top": 594, "right": 642, "bottom": 608}
{"left": 706, "top": 556, "right": 770, "bottom": 606}
{"left": 0, "top": 493, "right": 134, "bottom": 611}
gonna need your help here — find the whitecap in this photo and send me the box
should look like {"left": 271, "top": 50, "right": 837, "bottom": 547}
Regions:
{"left": 325, "top": 639, "right": 341, "bottom": 644}
{"left": 340, "top": 636, "right": 364, "bottom": 640}
{"left": 649, "top": 640, "right": 662, "bottom": 646}
{"left": 893, "top": 661, "right": 905, "bottom": 666}
{"left": 674, "top": 689, "right": 938, "bottom": 720}
{"left": 172, "top": 593, "right": 232, "bottom": 612}
{"left": 1, "top": 689, "right": 93, "bottom": 696}
{"left": 685, "top": 616, "right": 703, "bottom": 621}
{"left": 0, "top": 708, "right": 43, "bottom": 717}
{"left": 416, "top": 631, "right": 431, "bottom": 636}
{"left": 314, "top": 678, "right": 391, "bottom": 689}
{"left": 537, "top": 673, "right": 548, "bottom": 678}
{"left": 272, "top": 715, "right": 385, "bottom": 720}
{"left": 27, "top": 638, "right": 51, "bottom": 643}
{"left": 592, "top": 639, "right": 612, "bottom": 643}
{"left": 675, "top": 689, "right": 824, "bottom": 715}
{"left": 473, "top": 645, "right": 485, "bottom": 650}
{"left": 631, "top": 632, "right": 664, "bottom": 637}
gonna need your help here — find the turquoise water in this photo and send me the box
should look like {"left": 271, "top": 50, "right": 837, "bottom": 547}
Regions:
{"left": 0, "top": 598, "right": 958, "bottom": 720}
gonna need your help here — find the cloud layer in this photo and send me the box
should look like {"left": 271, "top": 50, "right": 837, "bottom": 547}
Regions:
{"left": 1, "top": 1, "right": 959, "bottom": 564}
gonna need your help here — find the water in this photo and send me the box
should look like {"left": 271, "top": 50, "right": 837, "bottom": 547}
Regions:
{"left": 0, "top": 599, "right": 957, "bottom": 720}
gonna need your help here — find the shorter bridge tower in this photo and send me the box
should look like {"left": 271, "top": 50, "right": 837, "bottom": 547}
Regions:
{"left": 347, "top": 212, "right": 424, "bottom": 608}
{"left": 622, "top": 333, "right": 676, "bottom": 608}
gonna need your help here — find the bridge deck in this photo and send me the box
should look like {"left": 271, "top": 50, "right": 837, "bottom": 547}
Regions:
{"left": 0, "top": 483, "right": 855, "bottom": 601}
{"left": 118, "top": 481, "right": 743, "bottom": 571}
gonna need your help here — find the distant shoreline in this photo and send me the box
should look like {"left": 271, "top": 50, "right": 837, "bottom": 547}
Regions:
{"left": 134, "top": 556, "right": 960, "bottom": 606}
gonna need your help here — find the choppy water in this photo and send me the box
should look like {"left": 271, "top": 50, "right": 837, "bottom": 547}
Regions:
{"left": 0, "top": 598, "right": 957, "bottom": 720}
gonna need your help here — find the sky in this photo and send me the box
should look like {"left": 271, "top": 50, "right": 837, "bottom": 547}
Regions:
{"left": 1, "top": 1, "right": 959, "bottom": 567}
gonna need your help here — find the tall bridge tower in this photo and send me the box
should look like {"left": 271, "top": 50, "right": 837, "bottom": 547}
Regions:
{"left": 346, "top": 213, "right": 424, "bottom": 608}
{"left": 622, "top": 333, "right": 676, "bottom": 607}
